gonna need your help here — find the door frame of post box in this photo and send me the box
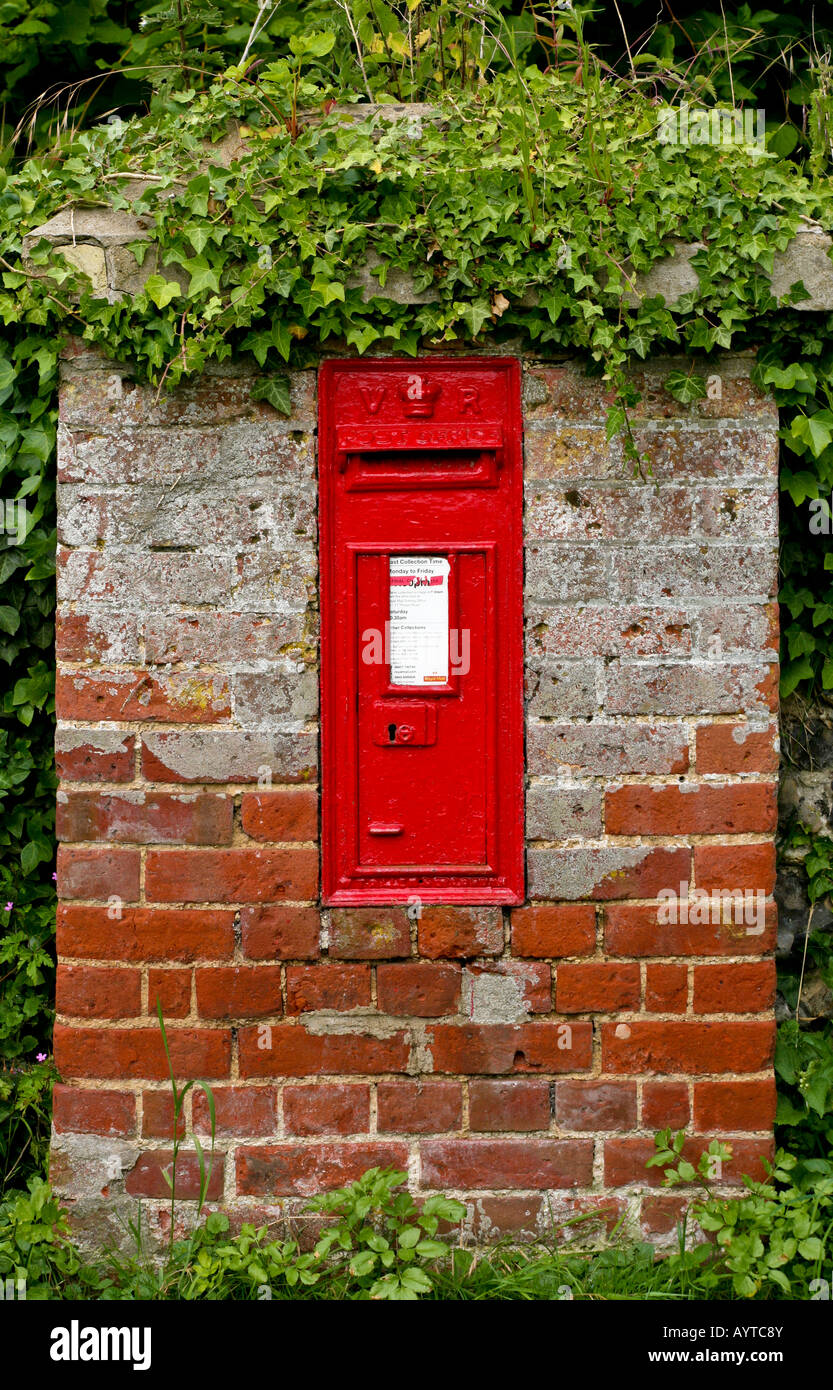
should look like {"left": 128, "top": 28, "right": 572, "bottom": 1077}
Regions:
{"left": 318, "top": 357, "right": 525, "bottom": 905}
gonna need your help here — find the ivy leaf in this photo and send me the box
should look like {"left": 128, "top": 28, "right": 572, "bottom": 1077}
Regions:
{"left": 781, "top": 656, "right": 815, "bottom": 697}
{"left": 0, "top": 605, "right": 20, "bottom": 635}
{"left": 143, "top": 274, "right": 182, "bottom": 309}
{"left": 664, "top": 369, "right": 707, "bottom": 404}
{"left": 184, "top": 256, "right": 221, "bottom": 298}
{"left": 787, "top": 413, "right": 833, "bottom": 459}
{"left": 251, "top": 376, "right": 291, "bottom": 416}
{"left": 458, "top": 300, "right": 492, "bottom": 337}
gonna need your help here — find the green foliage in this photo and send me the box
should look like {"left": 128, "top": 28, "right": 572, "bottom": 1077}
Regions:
{"left": 309, "top": 1166, "right": 465, "bottom": 1299}
{"left": 0, "top": 1174, "right": 106, "bottom": 1297}
{"left": 651, "top": 1131, "right": 833, "bottom": 1299}
{"left": 774, "top": 822, "right": 833, "bottom": 1156}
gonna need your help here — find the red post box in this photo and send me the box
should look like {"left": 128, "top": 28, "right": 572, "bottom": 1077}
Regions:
{"left": 319, "top": 358, "right": 524, "bottom": 904}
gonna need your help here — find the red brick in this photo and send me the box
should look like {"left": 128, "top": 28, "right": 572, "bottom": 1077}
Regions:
{"left": 556, "top": 962, "right": 640, "bottom": 1013}
{"left": 377, "top": 963, "right": 460, "bottom": 1017}
{"left": 418, "top": 906, "right": 503, "bottom": 959}
{"left": 283, "top": 1083, "right": 370, "bottom": 1136}
{"left": 694, "top": 842, "right": 776, "bottom": 895}
{"left": 125, "top": 1150, "right": 224, "bottom": 1200}
{"left": 328, "top": 907, "right": 411, "bottom": 959}
{"left": 56, "top": 735, "right": 134, "bottom": 783}
{"left": 239, "top": 1024, "right": 410, "bottom": 1077}
{"left": 196, "top": 966, "right": 283, "bottom": 1019}
{"left": 236, "top": 1143, "right": 408, "bottom": 1196}
{"left": 54, "top": 1023, "right": 231, "bottom": 1080}
{"left": 640, "top": 1194, "right": 691, "bottom": 1236}
{"left": 469, "top": 1079, "right": 550, "bottom": 1132}
{"left": 530, "top": 846, "right": 692, "bottom": 901}
{"left": 145, "top": 848, "right": 318, "bottom": 903}
{"left": 376, "top": 1081, "right": 462, "bottom": 1134}
{"left": 148, "top": 968, "right": 191, "bottom": 1019}
{"left": 692, "top": 961, "right": 775, "bottom": 1013}
{"left": 605, "top": 783, "right": 776, "bottom": 836}
{"left": 57, "top": 791, "right": 233, "bottom": 845}
{"left": 693, "top": 1078, "right": 776, "bottom": 1132}
{"left": 601, "top": 1020, "right": 775, "bottom": 1074}
{"left": 241, "top": 789, "right": 317, "bottom": 842}
{"left": 57, "top": 846, "right": 140, "bottom": 901}
{"left": 193, "top": 1086, "right": 278, "bottom": 1137}
{"left": 286, "top": 964, "right": 371, "bottom": 1014}
{"left": 56, "top": 610, "right": 139, "bottom": 663}
{"left": 427, "top": 1022, "right": 592, "bottom": 1074}
{"left": 464, "top": 961, "right": 551, "bottom": 1014}
{"left": 52, "top": 1085, "right": 136, "bottom": 1137}
{"left": 469, "top": 1195, "right": 544, "bottom": 1239}
{"left": 56, "top": 964, "right": 140, "bottom": 1020}
{"left": 56, "top": 669, "right": 230, "bottom": 723}
{"left": 696, "top": 722, "right": 779, "bottom": 774}
{"left": 555, "top": 1080, "right": 637, "bottom": 1131}
{"left": 604, "top": 901, "right": 776, "bottom": 956}
{"left": 420, "top": 1138, "right": 593, "bottom": 1190}
{"left": 58, "top": 905, "right": 235, "bottom": 961}
{"left": 241, "top": 906, "right": 320, "bottom": 960}
{"left": 642, "top": 1080, "right": 690, "bottom": 1129}
{"left": 645, "top": 963, "right": 688, "bottom": 1013}
{"left": 142, "top": 1092, "right": 186, "bottom": 1139}
{"left": 511, "top": 904, "right": 596, "bottom": 957}
{"left": 605, "top": 1136, "right": 773, "bottom": 1186}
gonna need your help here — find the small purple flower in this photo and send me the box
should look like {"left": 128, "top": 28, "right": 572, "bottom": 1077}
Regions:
{"left": 4, "top": 902, "right": 12, "bottom": 912}
{"left": 36, "top": 1052, "right": 47, "bottom": 1063}
{"left": 52, "top": 872, "right": 57, "bottom": 881}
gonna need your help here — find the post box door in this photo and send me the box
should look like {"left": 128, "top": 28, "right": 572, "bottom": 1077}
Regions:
{"left": 320, "top": 359, "right": 524, "bottom": 905}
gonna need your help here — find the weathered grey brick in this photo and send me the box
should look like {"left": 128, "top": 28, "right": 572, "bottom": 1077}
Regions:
{"left": 524, "top": 544, "right": 609, "bottom": 603}
{"left": 604, "top": 660, "right": 778, "bottom": 717}
{"left": 525, "top": 484, "right": 693, "bottom": 541}
{"left": 57, "top": 481, "right": 316, "bottom": 550}
{"left": 527, "top": 844, "right": 690, "bottom": 900}
{"left": 59, "top": 362, "right": 316, "bottom": 431}
{"left": 229, "top": 551, "right": 316, "bottom": 613}
{"left": 526, "top": 784, "right": 603, "bottom": 840}
{"left": 631, "top": 425, "right": 778, "bottom": 481}
{"left": 527, "top": 721, "right": 689, "bottom": 776}
{"left": 693, "top": 486, "right": 778, "bottom": 539}
{"left": 144, "top": 611, "right": 316, "bottom": 665}
{"left": 523, "top": 424, "right": 622, "bottom": 480}
{"left": 57, "top": 549, "right": 233, "bottom": 608}
{"left": 526, "top": 661, "right": 599, "bottom": 717}
{"left": 141, "top": 729, "right": 317, "bottom": 783}
{"left": 526, "top": 605, "right": 691, "bottom": 660}
{"left": 232, "top": 666, "right": 318, "bottom": 728}
{"left": 57, "top": 421, "right": 314, "bottom": 487}
{"left": 609, "top": 544, "right": 777, "bottom": 602}
{"left": 692, "top": 603, "right": 779, "bottom": 658}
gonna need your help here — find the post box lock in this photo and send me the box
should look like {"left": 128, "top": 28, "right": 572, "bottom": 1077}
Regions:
{"left": 320, "top": 359, "right": 525, "bottom": 904}
{"left": 371, "top": 701, "right": 436, "bottom": 747}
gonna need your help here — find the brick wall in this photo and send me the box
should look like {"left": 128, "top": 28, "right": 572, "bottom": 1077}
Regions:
{"left": 51, "top": 343, "right": 780, "bottom": 1249}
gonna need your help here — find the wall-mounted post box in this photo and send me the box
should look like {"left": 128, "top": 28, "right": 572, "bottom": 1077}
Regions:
{"left": 320, "top": 359, "right": 524, "bottom": 904}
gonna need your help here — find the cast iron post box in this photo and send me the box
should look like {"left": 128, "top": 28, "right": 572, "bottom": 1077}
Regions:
{"left": 319, "top": 358, "right": 524, "bottom": 904}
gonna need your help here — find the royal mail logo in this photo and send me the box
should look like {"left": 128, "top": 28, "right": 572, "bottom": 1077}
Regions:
{"left": 49, "top": 1320, "right": 151, "bottom": 1371}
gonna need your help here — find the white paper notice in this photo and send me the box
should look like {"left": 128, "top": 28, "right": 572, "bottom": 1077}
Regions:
{"left": 389, "top": 556, "right": 450, "bottom": 686}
